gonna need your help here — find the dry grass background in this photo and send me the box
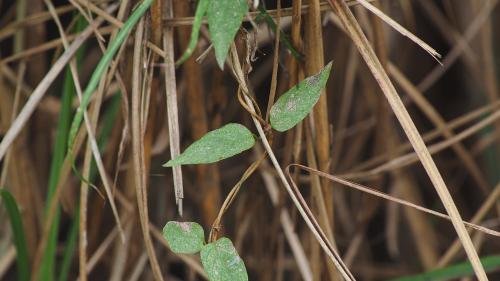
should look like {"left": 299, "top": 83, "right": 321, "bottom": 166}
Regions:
{"left": 0, "top": 0, "right": 500, "bottom": 280}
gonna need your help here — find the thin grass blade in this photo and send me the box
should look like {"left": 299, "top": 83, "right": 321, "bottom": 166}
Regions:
{"left": 256, "top": 5, "right": 302, "bottom": 61}
{"left": 175, "top": 0, "right": 209, "bottom": 66}
{"left": 67, "top": 0, "right": 154, "bottom": 155}
{"left": 0, "top": 190, "right": 30, "bottom": 281}
{"left": 40, "top": 15, "right": 87, "bottom": 281}
{"left": 387, "top": 255, "right": 500, "bottom": 281}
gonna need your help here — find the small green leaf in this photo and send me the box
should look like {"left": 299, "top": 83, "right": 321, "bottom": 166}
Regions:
{"left": 163, "top": 221, "right": 205, "bottom": 254}
{"left": 164, "top": 123, "right": 255, "bottom": 167}
{"left": 201, "top": 237, "right": 248, "bottom": 281}
{"left": 270, "top": 61, "right": 333, "bottom": 132}
{"left": 176, "top": 0, "right": 209, "bottom": 66}
{"left": 207, "top": 0, "right": 249, "bottom": 69}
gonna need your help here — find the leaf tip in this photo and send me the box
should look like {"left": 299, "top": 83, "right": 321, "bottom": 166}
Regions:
{"left": 163, "top": 160, "right": 176, "bottom": 167}
{"left": 323, "top": 61, "right": 333, "bottom": 76}
{"left": 216, "top": 56, "right": 225, "bottom": 70}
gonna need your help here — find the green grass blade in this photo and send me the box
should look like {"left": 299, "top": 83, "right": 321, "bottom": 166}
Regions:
{"left": 67, "top": 0, "right": 154, "bottom": 156}
{"left": 97, "top": 93, "right": 121, "bottom": 148}
{"left": 56, "top": 94, "right": 119, "bottom": 281}
{"left": 0, "top": 190, "right": 30, "bottom": 281}
{"left": 40, "top": 15, "right": 87, "bottom": 281}
{"left": 256, "top": 5, "right": 302, "bottom": 61}
{"left": 89, "top": 93, "right": 121, "bottom": 180}
{"left": 175, "top": 0, "right": 209, "bottom": 66}
{"left": 388, "top": 255, "right": 500, "bottom": 281}
{"left": 57, "top": 207, "right": 79, "bottom": 281}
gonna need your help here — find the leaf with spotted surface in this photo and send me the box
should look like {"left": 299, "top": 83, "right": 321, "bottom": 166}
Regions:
{"left": 163, "top": 123, "right": 255, "bottom": 167}
{"left": 207, "top": 0, "right": 249, "bottom": 69}
{"left": 270, "top": 61, "right": 333, "bottom": 132}
{"left": 163, "top": 221, "right": 205, "bottom": 254}
{"left": 201, "top": 238, "right": 248, "bottom": 281}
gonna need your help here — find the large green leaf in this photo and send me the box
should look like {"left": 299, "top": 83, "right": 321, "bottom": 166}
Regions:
{"left": 270, "top": 61, "right": 333, "bottom": 132}
{"left": 163, "top": 221, "right": 205, "bottom": 254}
{"left": 207, "top": 0, "right": 249, "bottom": 69}
{"left": 164, "top": 123, "right": 255, "bottom": 167}
{"left": 201, "top": 237, "right": 248, "bottom": 281}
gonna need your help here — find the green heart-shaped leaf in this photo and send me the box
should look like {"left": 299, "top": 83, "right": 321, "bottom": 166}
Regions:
{"left": 270, "top": 61, "right": 333, "bottom": 132}
{"left": 164, "top": 123, "right": 255, "bottom": 167}
{"left": 201, "top": 237, "right": 248, "bottom": 281}
{"left": 207, "top": 0, "right": 249, "bottom": 69}
{"left": 163, "top": 221, "right": 205, "bottom": 254}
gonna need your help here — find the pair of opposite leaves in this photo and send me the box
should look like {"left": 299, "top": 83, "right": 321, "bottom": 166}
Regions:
{"left": 163, "top": 222, "right": 247, "bottom": 281}
{"left": 164, "top": 61, "right": 333, "bottom": 167}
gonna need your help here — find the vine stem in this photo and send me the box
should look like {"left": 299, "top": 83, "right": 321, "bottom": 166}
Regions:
{"left": 208, "top": 153, "right": 266, "bottom": 243}
{"left": 228, "top": 45, "right": 356, "bottom": 281}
